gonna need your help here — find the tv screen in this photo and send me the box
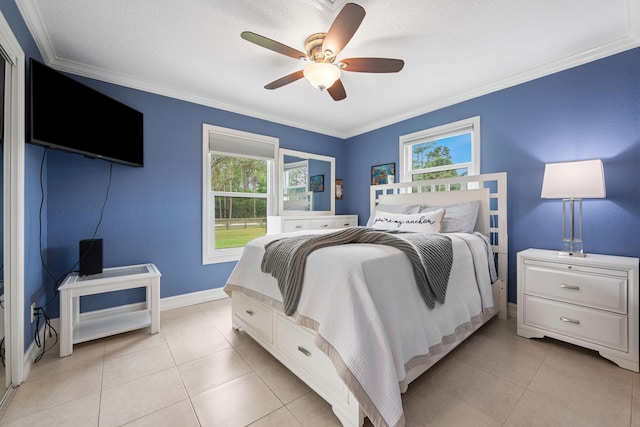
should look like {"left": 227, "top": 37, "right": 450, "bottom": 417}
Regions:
{"left": 28, "top": 58, "right": 144, "bottom": 167}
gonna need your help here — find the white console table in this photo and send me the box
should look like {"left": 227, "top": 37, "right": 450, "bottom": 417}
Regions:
{"left": 58, "top": 263, "right": 161, "bottom": 357}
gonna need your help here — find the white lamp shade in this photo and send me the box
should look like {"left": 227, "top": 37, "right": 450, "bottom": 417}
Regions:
{"left": 303, "top": 63, "right": 341, "bottom": 90}
{"left": 541, "top": 159, "right": 606, "bottom": 199}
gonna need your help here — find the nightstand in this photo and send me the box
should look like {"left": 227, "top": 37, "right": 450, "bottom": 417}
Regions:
{"left": 517, "top": 248, "right": 639, "bottom": 372}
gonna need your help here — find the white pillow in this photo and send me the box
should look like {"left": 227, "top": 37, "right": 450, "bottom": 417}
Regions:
{"left": 370, "top": 209, "right": 445, "bottom": 233}
{"left": 421, "top": 201, "right": 480, "bottom": 233}
{"left": 366, "top": 204, "right": 423, "bottom": 227}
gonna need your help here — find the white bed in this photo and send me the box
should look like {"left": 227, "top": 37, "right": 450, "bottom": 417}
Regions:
{"left": 224, "top": 173, "right": 508, "bottom": 427}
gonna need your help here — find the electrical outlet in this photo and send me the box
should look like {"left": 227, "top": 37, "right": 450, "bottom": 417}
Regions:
{"left": 31, "top": 303, "right": 36, "bottom": 323}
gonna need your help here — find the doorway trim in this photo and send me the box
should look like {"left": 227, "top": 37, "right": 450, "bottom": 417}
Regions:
{"left": 0, "top": 10, "right": 25, "bottom": 389}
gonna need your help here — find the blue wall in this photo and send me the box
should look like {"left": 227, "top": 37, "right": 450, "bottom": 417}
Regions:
{"left": 1, "top": 0, "right": 638, "bottom": 351}
{"left": 43, "top": 85, "right": 346, "bottom": 318}
{"left": 344, "top": 48, "right": 640, "bottom": 302}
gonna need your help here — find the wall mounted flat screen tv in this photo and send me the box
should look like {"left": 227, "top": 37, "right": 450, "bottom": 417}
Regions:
{"left": 28, "top": 58, "right": 144, "bottom": 167}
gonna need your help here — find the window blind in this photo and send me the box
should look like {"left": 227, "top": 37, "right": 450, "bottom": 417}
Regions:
{"left": 209, "top": 132, "right": 275, "bottom": 160}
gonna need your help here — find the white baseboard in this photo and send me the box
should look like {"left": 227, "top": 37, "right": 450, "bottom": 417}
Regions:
{"left": 23, "top": 287, "right": 230, "bottom": 380}
{"left": 160, "top": 287, "right": 228, "bottom": 311}
{"left": 23, "top": 316, "right": 60, "bottom": 381}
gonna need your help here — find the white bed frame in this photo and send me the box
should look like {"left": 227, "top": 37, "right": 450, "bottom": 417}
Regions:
{"left": 231, "top": 172, "right": 508, "bottom": 426}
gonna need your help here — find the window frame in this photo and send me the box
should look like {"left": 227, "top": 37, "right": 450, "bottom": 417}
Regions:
{"left": 202, "top": 124, "right": 279, "bottom": 264}
{"left": 398, "top": 116, "right": 480, "bottom": 183}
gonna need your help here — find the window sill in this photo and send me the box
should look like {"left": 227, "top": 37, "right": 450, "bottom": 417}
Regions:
{"left": 203, "top": 248, "right": 243, "bottom": 265}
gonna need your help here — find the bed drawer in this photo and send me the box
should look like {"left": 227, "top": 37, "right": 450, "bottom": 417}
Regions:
{"left": 234, "top": 292, "right": 273, "bottom": 343}
{"left": 524, "top": 264, "right": 627, "bottom": 313}
{"left": 274, "top": 315, "right": 344, "bottom": 394}
{"left": 523, "top": 295, "right": 627, "bottom": 352}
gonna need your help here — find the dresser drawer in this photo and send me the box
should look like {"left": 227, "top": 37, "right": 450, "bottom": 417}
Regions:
{"left": 334, "top": 217, "right": 357, "bottom": 228}
{"left": 282, "top": 219, "right": 312, "bottom": 232}
{"left": 268, "top": 215, "right": 358, "bottom": 234}
{"left": 523, "top": 295, "right": 627, "bottom": 352}
{"left": 234, "top": 292, "right": 273, "bottom": 343}
{"left": 310, "top": 219, "right": 334, "bottom": 230}
{"left": 524, "top": 264, "right": 627, "bottom": 313}
{"left": 274, "top": 315, "right": 344, "bottom": 394}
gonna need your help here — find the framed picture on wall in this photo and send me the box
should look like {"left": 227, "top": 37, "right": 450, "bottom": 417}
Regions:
{"left": 310, "top": 174, "right": 324, "bottom": 192}
{"left": 371, "top": 163, "right": 395, "bottom": 185}
{"left": 335, "top": 178, "right": 344, "bottom": 199}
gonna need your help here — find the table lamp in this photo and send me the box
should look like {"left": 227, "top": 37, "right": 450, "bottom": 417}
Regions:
{"left": 540, "top": 159, "right": 606, "bottom": 257}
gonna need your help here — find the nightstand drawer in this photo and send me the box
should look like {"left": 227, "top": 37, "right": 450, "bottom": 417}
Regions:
{"left": 524, "top": 264, "right": 627, "bottom": 313}
{"left": 523, "top": 295, "right": 627, "bottom": 352}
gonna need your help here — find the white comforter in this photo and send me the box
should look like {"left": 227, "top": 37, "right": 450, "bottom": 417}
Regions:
{"left": 224, "top": 229, "right": 496, "bottom": 427}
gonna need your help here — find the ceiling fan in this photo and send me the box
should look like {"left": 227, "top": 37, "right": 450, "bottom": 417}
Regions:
{"left": 241, "top": 2, "right": 404, "bottom": 101}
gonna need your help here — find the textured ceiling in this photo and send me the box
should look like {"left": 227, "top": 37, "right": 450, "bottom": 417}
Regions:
{"left": 16, "top": 0, "right": 640, "bottom": 138}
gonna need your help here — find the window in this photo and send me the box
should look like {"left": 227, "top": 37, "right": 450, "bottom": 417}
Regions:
{"left": 399, "top": 117, "right": 480, "bottom": 186}
{"left": 202, "top": 124, "right": 278, "bottom": 264}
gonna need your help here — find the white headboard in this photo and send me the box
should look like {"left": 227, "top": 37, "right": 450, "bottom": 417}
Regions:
{"left": 377, "top": 188, "right": 491, "bottom": 236}
{"left": 370, "top": 172, "right": 508, "bottom": 319}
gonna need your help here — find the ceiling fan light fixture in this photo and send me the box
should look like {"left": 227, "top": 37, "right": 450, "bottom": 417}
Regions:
{"left": 303, "top": 62, "right": 341, "bottom": 91}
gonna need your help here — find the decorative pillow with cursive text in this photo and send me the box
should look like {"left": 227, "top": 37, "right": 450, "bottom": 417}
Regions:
{"left": 370, "top": 208, "right": 445, "bottom": 233}
{"left": 366, "top": 203, "right": 423, "bottom": 227}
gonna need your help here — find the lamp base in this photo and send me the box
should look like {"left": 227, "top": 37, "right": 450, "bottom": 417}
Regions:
{"left": 558, "top": 251, "right": 586, "bottom": 257}
{"left": 559, "top": 239, "right": 585, "bottom": 257}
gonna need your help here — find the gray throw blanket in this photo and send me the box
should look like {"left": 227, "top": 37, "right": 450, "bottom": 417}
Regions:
{"left": 261, "top": 227, "right": 453, "bottom": 316}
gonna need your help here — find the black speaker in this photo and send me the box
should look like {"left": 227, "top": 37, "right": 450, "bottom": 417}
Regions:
{"left": 79, "top": 239, "right": 103, "bottom": 276}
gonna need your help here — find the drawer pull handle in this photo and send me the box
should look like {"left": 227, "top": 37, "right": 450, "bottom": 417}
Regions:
{"left": 320, "top": 224, "right": 329, "bottom": 228}
{"left": 295, "top": 225, "right": 302, "bottom": 229}
{"left": 297, "top": 346, "right": 311, "bottom": 357}
{"left": 560, "top": 316, "right": 580, "bottom": 325}
{"left": 560, "top": 284, "right": 580, "bottom": 291}
{"left": 245, "top": 310, "right": 254, "bottom": 316}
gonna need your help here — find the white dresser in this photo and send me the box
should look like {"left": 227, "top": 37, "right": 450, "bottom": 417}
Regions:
{"left": 267, "top": 215, "right": 358, "bottom": 234}
{"left": 517, "top": 248, "right": 639, "bottom": 372}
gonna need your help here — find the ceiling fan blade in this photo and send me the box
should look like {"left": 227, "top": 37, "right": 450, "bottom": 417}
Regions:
{"left": 339, "top": 58, "right": 405, "bottom": 73}
{"left": 322, "top": 3, "right": 365, "bottom": 58}
{"left": 327, "top": 79, "right": 346, "bottom": 101}
{"left": 264, "top": 70, "right": 305, "bottom": 90}
{"left": 241, "top": 31, "right": 307, "bottom": 60}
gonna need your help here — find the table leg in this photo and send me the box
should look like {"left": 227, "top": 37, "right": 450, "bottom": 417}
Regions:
{"left": 150, "top": 279, "right": 160, "bottom": 334}
{"left": 59, "top": 289, "right": 73, "bottom": 357}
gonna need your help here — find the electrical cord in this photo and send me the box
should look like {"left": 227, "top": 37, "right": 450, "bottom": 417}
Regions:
{"left": 63, "top": 160, "right": 113, "bottom": 278}
{"left": 32, "top": 148, "right": 113, "bottom": 362}
{"left": 33, "top": 306, "right": 57, "bottom": 363}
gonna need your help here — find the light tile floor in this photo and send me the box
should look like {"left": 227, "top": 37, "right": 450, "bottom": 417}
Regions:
{"left": 0, "top": 298, "right": 639, "bottom": 426}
